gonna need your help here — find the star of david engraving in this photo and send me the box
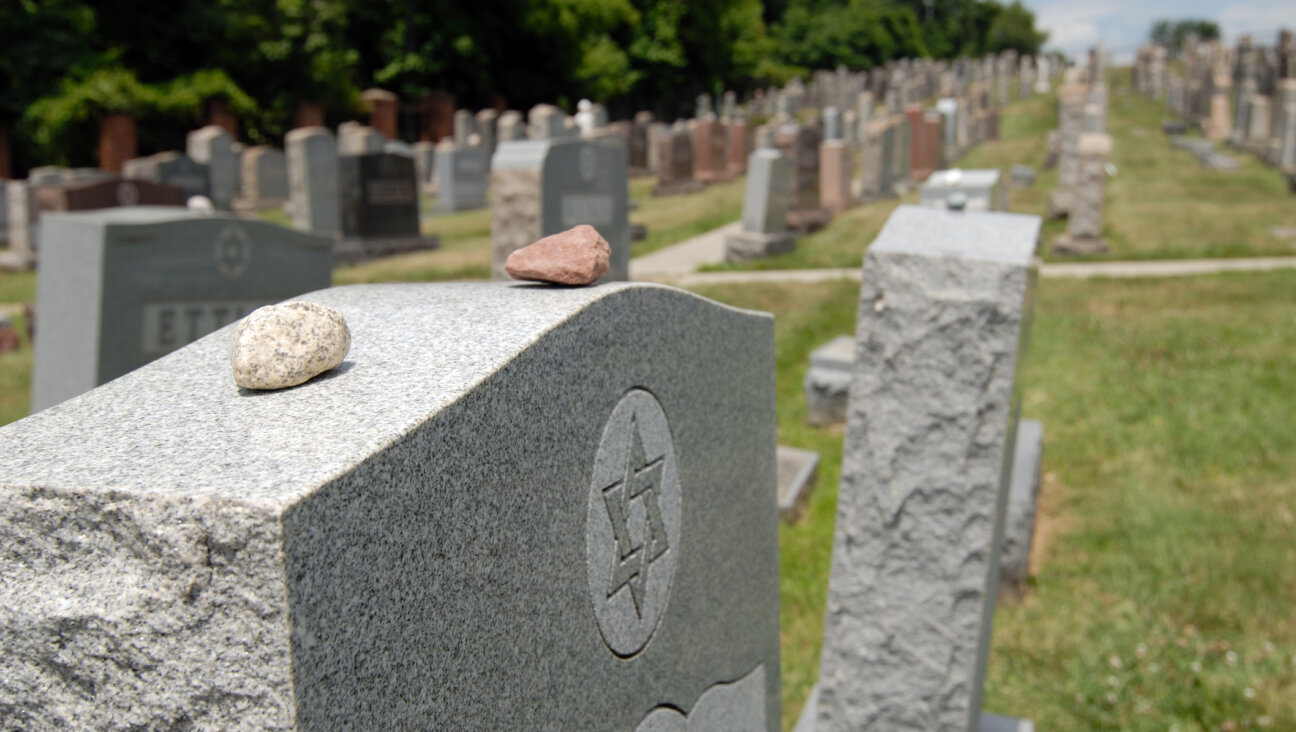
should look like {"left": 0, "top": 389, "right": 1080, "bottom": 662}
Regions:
{"left": 213, "top": 226, "right": 251, "bottom": 281}
{"left": 601, "top": 418, "right": 670, "bottom": 618}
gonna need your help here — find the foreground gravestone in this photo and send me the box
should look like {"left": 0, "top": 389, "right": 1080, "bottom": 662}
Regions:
{"left": 920, "top": 169, "right": 1007, "bottom": 211}
{"left": 803, "top": 205, "right": 1039, "bottom": 732}
{"left": 30, "top": 208, "right": 332, "bottom": 412}
{"left": 0, "top": 281, "right": 781, "bottom": 731}
{"left": 491, "top": 137, "right": 629, "bottom": 281}
{"left": 725, "top": 148, "right": 796, "bottom": 262}
{"left": 338, "top": 152, "right": 438, "bottom": 263}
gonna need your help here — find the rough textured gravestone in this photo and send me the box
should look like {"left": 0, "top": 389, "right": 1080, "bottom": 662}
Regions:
{"left": 1, "top": 181, "right": 37, "bottom": 270}
{"left": 725, "top": 148, "right": 796, "bottom": 262}
{"left": 237, "top": 146, "right": 289, "bottom": 210}
{"left": 920, "top": 169, "right": 1007, "bottom": 211}
{"left": 1053, "top": 132, "right": 1111, "bottom": 255}
{"left": 1000, "top": 419, "right": 1043, "bottom": 595}
{"left": 0, "top": 281, "right": 781, "bottom": 731}
{"left": 803, "top": 334, "right": 853, "bottom": 427}
{"left": 809, "top": 205, "right": 1040, "bottom": 732}
{"left": 124, "top": 152, "right": 210, "bottom": 200}
{"left": 35, "top": 178, "right": 186, "bottom": 213}
{"left": 286, "top": 126, "right": 341, "bottom": 239}
{"left": 491, "top": 137, "right": 629, "bottom": 282}
{"left": 1049, "top": 83, "right": 1087, "bottom": 218}
{"left": 187, "top": 126, "right": 236, "bottom": 210}
{"left": 30, "top": 208, "right": 332, "bottom": 412}
{"left": 338, "top": 152, "right": 438, "bottom": 262}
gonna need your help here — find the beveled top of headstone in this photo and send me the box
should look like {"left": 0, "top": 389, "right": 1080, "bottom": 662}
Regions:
{"left": 870, "top": 204, "right": 1039, "bottom": 264}
{"left": 0, "top": 283, "right": 751, "bottom": 508}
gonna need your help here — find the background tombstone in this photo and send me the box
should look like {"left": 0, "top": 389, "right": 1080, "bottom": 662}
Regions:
{"left": 337, "top": 151, "right": 437, "bottom": 262}
{"left": 187, "top": 126, "right": 236, "bottom": 210}
{"left": 491, "top": 137, "right": 629, "bottom": 281}
{"left": 412, "top": 140, "right": 437, "bottom": 192}
{"left": 726, "top": 148, "right": 797, "bottom": 262}
{"left": 338, "top": 122, "right": 387, "bottom": 155}
{"left": 1053, "top": 132, "right": 1112, "bottom": 255}
{"left": 433, "top": 141, "right": 488, "bottom": 212}
{"left": 453, "top": 109, "right": 477, "bottom": 147}
{"left": 35, "top": 178, "right": 186, "bottom": 213}
{"left": 920, "top": 168, "right": 1007, "bottom": 211}
{"left": 286, "top": 126, "right": 341, "bottom": 239}
{"left": 652, "top": 127, "right": 704, "bottom": 196}
{"left": 529, "top": 104, "right": 569, "bottom": 140}
{"left": 0, "top": 281, "right": 780, "bottom": 730}
{"left": 803, "top": 204, "right": 1040, "bottom": 732}
{"left": 497, "top": 110, "right": 526, "bottom": 142}
{"left": 236, "top": 146, "right": 289, "bottom": 211}
{"left": 775, "top": 124, "right": 830, "bottom": 231}
{"left": 476, "top": 108, "right": 500, "bottom": 166}
{"left": 819, "top": 108, "right": 853, "bottom": 215}
{"left": 30, "top": 208, "right": 332, "bottom": 411}
{"left": 1, "top": 181, "right": 37, "bottom": 270}
{"left": 124, "top": 152, "right": 210, "bottom": 200}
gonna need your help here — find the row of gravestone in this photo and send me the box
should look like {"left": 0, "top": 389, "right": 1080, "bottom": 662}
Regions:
{"left": 0, "top": 203, "right": 1042, "bottom": 731}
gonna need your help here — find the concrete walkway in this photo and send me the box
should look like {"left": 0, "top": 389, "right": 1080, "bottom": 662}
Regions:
{"left": 646, "top": 257, "right": 1296, "bottom": 288}
{"left": 628, "top": 221, "right": 740, "bottom": 279}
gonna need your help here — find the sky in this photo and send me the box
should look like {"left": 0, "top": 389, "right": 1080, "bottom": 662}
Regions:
{"left": 1018, "top": 0, "right": 1296, "bottom": 62}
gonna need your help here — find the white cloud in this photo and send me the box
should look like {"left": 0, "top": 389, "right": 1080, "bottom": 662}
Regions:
{"left": 1032, "top": 0, "right": 1124, "bottom": 57}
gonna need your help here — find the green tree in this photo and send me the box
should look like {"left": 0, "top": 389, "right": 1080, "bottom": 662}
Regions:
{"left": 1149, "top": 18, "right": 1221, "bottom": 58}
{"left": 985, "top": 1, "right": 1047, "bottom": 55}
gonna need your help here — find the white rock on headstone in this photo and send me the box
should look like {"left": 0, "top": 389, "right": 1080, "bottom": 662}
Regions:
{"left": 231, "top": 302, "right": 351, "bottom": 390}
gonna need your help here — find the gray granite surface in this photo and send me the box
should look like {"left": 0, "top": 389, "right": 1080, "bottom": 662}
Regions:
{"left": 804, "top": 335, "right": 854, "bottom": 427}
{"left": 816, "top": 205, "right": 1039, "bottom": 731}
{"left": 0, "top": 282, "right": 780, "bottom": 730}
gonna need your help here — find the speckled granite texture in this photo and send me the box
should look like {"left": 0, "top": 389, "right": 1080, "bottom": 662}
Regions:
{"left": 815, "top": 206, "right": 1039, "bottom": 732}
{"left": 230, "top": 302, "right": 350, "bottom": 389}
{"left": 0, "top": 282, "right": 780, "bottom": 731}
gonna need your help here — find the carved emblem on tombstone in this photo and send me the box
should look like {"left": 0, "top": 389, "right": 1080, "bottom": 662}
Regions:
{"left": 586, "top": 388, "right": 682, "bottom": 657}
{"left": 214, "top": 224, "right": 252, "bottom": 281}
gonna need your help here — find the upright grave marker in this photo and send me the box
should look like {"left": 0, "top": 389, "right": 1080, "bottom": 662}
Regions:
{"left": 920, "top": 169, "right": 1007, "bottom": 211}
{"left": 286, "top": 126, "right": 341, "bottom": 239}
{"left": 725, "top": 148, "right": 797, "bottom": 262}
{"left": 30, "top": 208, "right": 332, "bottom": 411}
{"left": 338, "top": 151, "right": 438, "bottom": 262}
{"left": 433, "top": 141, "right": 488, "bottom": 212}
{"left": 124, "top": 152, "right": 209, "bottom": 199}
{"left": 491, "top": 137, "right": 630, "bottom": 281}
{"left": 236, "top": 146, "right": 289, "bottom": 210}
{"left": 187, "top": 126, "right": 236, "bottom": 210}
{"left": 1, "top": 281, "right": 780, "bottom": 730}
{"left": 800, "top": 205, "right": 1040, "bottom": 732}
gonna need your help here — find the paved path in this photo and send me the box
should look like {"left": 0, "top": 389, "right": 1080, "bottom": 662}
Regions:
{"left": 628, "top": 221, "right": 740, "bottom": 279}
{"left": 643, "top": 257, "right": 1296, "bottom": 288}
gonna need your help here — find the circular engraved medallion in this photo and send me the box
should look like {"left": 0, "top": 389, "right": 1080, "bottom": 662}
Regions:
{"left": 115, "top": 181, "right": 139, "bottom": 206}
{"left": 586, "top": 389, "right": 682, "bottom": 657}
{"left": 213, "top": 224, "right": 252, "bottom": 281}
{"left": 579, "top": 145, "right": 597, "bottom": 182}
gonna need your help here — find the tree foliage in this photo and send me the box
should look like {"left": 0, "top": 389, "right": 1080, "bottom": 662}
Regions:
{"left": 0, "top": 0, "right": 1047, "bottom": 170}
{"left": 1149, "top": 18, "right": 1222, "bottom": 59}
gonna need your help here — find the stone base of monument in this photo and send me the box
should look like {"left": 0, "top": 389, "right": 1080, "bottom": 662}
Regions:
{"left": 724, "top": 230, "right": 797, "bottom": 262}
{"left": 335, "top": 234, "right": 441, "bottom": 265}
{"left": 776, "top": 445, "right": 819, "bottom": 523}
{"left": 651, "top": 179, "right": 707, "bottom": 197}
{"left": 1046, "top": 187, "right": 1072, "bottom": 219}
{"left": 1000, "top": 419, "right": 1044, "bottom": 600}
{"left": 793, "top": 685, "right": 1035, "bottom": 732}
{"left": 1051, "top": 234, "right": 1109, "bottom": 256}
{"left": 803, "top": 335, "right": 853, "bottom": 427}
{"left": 787, "top": 208, "right": 833, "bottom": 233}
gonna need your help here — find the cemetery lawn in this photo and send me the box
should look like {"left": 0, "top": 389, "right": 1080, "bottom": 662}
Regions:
{"left": 690, "top": 269, "right": 1296, "bottom": 731}
{"left": 629, "top": 175, "right": 746, "bottom": 258}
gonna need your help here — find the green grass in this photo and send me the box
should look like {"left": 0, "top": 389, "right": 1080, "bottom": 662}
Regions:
{"left": 334, "top": 197, "right": 493, "bottom": 284}
{"left": 630, "top": 175, "right": 746, "bottom": 258}
{"left": 687, "top": 269, "right": 1296, "bottom": 731}
{"left": 0, "top": 308, "right": 33, "bottom": 425}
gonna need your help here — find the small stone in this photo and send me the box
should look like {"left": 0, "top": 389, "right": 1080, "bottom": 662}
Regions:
{"left": 231, "top": 302, "right": 350, "bottom": 389}
{"left": 505, "top": 224, "right": 610, "bottom": 285}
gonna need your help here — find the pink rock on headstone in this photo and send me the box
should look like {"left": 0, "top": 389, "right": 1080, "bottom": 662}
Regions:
{"left": 504, "top": 225, "right": 610, "bottom": 285}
